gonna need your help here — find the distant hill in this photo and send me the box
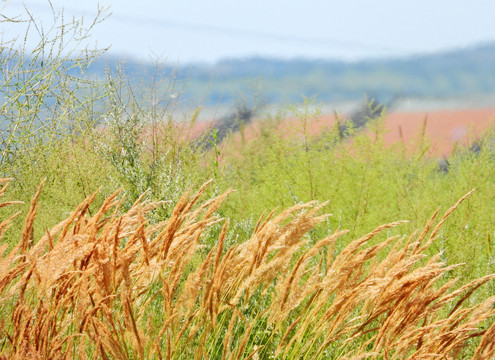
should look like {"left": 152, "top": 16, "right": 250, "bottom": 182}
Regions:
{"left": 88, "top": 42, "right": 495, "bottom": 107}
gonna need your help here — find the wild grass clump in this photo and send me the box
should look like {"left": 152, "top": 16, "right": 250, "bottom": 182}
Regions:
{"left": 0, "top": 3, "right": 208, "bottom": 241}
{"left": 0, "top": 179, "right": 494, "bottom": 359}
{"left": 218, "top": 102, "right": 495, "bottom": 292}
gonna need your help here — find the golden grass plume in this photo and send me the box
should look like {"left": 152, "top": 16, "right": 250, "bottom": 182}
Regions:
{"left": 0, "top": 180, "right": 493, "bottom": 359}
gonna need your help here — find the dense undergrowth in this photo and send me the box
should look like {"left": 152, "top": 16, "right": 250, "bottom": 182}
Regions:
{"left": 1, "top": 3, "right": 495, "bottom": 358}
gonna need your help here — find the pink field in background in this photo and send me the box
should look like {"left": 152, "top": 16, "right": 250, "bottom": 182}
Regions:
{"left": 382, "top": 108, "right": 495, "bottom": 157}
{"left": 221, "top": 108, "right": 495, "bottom": 158}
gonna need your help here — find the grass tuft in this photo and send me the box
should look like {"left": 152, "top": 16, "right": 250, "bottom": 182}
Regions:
{"left": 0, "top": 180, "right": 493, "bottom": 359}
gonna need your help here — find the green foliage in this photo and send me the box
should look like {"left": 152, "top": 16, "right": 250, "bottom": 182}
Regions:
{"left": 0, "top": 4, "right": 113, "bottom": 242}
{"left": 1, "top": 5, "right": 495, "bottom": 358}
{"left": 2, "top": 6, "right": 494, "bottom": 291}
{"left": 93, "top": 67, "right": 214, "bottom": 217}
{"left": 0, "top": 4, "right": 108, "bottom": 169}
{"left": 217, "top": 100, "right": 495, "bottom": 296}
{"left": 0, "top": 4, "right": 213, "bottom": 239}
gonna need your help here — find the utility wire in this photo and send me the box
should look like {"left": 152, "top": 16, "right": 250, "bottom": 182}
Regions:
{"left": 8, "top": 1, "right": 409, "bottom": 55}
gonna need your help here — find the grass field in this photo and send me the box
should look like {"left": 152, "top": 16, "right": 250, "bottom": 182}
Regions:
{"left": 1, "top": 6, "right": 495, "bottom": 359}
{"left": 1, "top": 176, "right": 495, "bottom": 359}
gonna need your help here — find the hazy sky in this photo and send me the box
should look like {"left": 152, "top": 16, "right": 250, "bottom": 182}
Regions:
{"left": 2, "top": 0, "right": 495, "bottom": 64}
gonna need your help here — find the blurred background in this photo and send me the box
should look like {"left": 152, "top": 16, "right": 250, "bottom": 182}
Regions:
{"left": 2, "top": 0, "right": 495, "bottom": 133}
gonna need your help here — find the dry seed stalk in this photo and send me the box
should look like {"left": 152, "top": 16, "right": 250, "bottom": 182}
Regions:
{"left": 0, "top": 181, "right": 494, "bottom": 359}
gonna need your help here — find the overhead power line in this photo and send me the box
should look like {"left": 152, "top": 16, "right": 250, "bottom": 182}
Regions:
{"left": 8, "top": 1, "right": 410, "bottom": 55}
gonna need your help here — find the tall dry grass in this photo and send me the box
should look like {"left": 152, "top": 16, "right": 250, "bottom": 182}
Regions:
{"left": 0, "top": 179, "right": 494, "bottom": 359}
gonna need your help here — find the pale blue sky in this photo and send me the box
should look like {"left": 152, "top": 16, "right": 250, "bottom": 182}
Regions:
{"left": 2, "top": 0, "right": 495, "bottom": 63}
